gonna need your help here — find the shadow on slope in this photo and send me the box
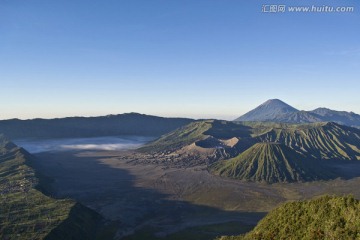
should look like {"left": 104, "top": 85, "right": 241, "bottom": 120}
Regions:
{"left": 45, "top": 203, "right": 101, "bottom": 240}
{"left": 323, "top": 159, "right": 360, "bottom": 180}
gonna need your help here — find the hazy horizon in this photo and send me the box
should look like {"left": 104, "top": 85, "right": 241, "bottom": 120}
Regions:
{"left": 1, "top": 97, "right": 359, "bottom": 121}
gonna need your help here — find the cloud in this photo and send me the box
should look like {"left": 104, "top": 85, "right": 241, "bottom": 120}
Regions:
{"left": 60, "top": 143, "right": 142, "bottom": 151}
{"left": 14, "top": 136, "right": 154, "bottom": 153}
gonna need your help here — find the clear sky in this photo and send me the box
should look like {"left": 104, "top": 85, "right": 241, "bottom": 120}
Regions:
{"left": 1, "top": 0, "right": 359, "bottom": 120}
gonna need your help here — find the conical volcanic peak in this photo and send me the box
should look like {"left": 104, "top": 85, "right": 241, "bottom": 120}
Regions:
{"left": 234, "top": 100, "right": 360, "bottom": 128}
{"left": 235, "top": 99, "right": 298, "bottom": 122}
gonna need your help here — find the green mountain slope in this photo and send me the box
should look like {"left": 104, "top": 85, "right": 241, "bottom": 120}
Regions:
{"left": 139, "top": 120, "right": 253, "bottom": 153}
{"left": 0, "top": 135, "right": 101, "bottom": 239}
{"left": 139, "top": 121, "right": 212, "bottom": 152}
{"left": 218, "top": 195, "right": 360, "bottom": 240}
{"left": 142, "top": 120, "right": 360, "bottom": 182}
{"left": 257, "top": 122, "right": 360, "bottom": 161}
{"left": 211, "top": 143, "right": 333, "bottom": 183}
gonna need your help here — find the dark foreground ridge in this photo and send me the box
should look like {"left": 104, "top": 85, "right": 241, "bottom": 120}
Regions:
{"left": 0, "top": 134, "right": 101, "bottom": 239}
{"left": 217, "top": 195, "right": 360, "bottom": 240}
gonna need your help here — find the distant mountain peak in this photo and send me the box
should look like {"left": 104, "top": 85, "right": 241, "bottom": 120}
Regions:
{"left": 262, "top": 99, "right": 288, "bottom": 105}
{"left": 314, "top": 107, "right": 330, "bottom": 111}
{"left": 261, "top": 99, "right": 297, "bottom": 108}
{"left": 234, "top": 100, "right": 360, "bottom": 128}
{"left": 234, "top": 99, "right": 298, "bottom": 122}
{"left": 311, "top": 107, "right": 333, "bottom": 114}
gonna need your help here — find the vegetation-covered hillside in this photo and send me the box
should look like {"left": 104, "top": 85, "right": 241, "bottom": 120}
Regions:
{"left": 0, "top": 135, "right": 101, "bottom": 239}
{"left": 211, "top": 143, "right": 334, "bottom": 183}
{"left": 142, "top": 120, "right": 360, "bottom": 183}
{"left": 256, "top": 122, "right": 360, "bottom": 160}
{"left": 217, "top": 195, "right": 360, "bottom": 240}
{"left": 139, "top": 121, "right": 212, "bottom": 153}
{"left": 139, "top": 120, "right": 256, "bottom": 163}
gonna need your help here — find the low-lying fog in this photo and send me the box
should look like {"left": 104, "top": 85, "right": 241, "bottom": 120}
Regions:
{"left": 13, "top": 136, "right": 154, "bottom": 153}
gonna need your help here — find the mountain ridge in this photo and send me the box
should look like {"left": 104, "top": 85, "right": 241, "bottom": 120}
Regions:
{"left": 235, "top": 99, "right": 298, "bottom": 122}
{"left": 235, "top": 99, "right": 360, "bottom": 128}
{"left": 0, "top": 113, "right": 194, "bottom": 139}
{"left": 211, "top": 142, "right": 334, "bottom": 183}
{"left": 141, "top": 120, "right": 360, "bottom": 182}
{"left": 0, "top": 134, "right": 101, "bottom": 239}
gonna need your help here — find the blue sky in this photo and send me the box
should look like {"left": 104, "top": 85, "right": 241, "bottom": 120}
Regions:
{"left": 0, "top": 0, "right": 359, "bottom": 120}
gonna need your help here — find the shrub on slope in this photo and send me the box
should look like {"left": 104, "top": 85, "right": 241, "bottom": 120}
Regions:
{"left": 218, "top": 195, "right": 360, "bottom": 240}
